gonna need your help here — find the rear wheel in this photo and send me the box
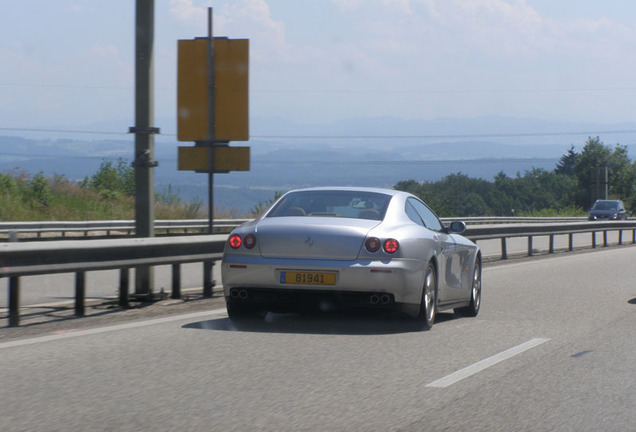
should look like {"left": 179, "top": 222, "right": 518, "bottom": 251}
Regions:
{"left": 417, "top": 262, "right": 437, "bottom": 330}
{"left": 456, "top": 259, "right": 481, "bottom": 317}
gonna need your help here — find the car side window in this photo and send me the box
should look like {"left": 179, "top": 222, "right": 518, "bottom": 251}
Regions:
{"left": 405, "top": 201, "right": 424, "bottom": 226}
{"left": 408, "top": 198, "right": 444, "bottom": 231}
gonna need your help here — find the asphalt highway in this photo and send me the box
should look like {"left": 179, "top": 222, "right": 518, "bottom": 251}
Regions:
{"left": 1, "top": 245, "right": 635, "bottom": 431}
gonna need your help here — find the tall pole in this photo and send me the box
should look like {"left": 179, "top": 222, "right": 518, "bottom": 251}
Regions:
{"left": 131, "top": 0, "right": 158, "bottom": 297}
{"left": 200, "top": 7, "right": 216, "bottom": 297}
{"left": 207, "top": 7, "right": 215, "bottom": 234}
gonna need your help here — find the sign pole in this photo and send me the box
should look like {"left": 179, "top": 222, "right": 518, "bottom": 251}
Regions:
{"left": 207, "top": 7, "right": 215, "bottom": 235}
{"left": 203, "top": 7, "right": 215, "bottom": 298}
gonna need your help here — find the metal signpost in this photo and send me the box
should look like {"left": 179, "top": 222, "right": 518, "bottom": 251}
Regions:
{"left": 176, "top": 7, "right": 250, "bottom": 296}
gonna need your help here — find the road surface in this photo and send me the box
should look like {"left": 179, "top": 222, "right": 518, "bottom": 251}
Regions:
{"left": 1, "top": 245, "right": 635, "bottom": 431}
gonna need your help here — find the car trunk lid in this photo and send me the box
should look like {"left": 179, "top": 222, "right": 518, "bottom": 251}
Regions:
{"left": 256, "top": 217, "right": 380, "bottom": 260}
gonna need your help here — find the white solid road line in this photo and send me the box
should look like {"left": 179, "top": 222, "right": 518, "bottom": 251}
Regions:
{"left": 426, "top": 337, "right": 551, "bottom": 388}
{"left": 0, "top": 309, "right": 227, "bottom": 350}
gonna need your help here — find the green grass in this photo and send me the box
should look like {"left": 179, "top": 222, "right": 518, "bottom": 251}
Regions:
{"left": 0, "top": 170, "right": 217, "bottom": 221}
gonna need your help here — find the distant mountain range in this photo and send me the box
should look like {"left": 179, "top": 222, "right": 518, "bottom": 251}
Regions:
{"left": 2, "top": 116, "right": 635, "bottom": 212}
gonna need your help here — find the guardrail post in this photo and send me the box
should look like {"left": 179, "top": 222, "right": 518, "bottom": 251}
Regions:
{"left": 203, "top": 261, "right": 214, "bottom": 297}
{"left": 119, "top": 268, "right": 129, "bottom": 308}
{"left": 172, "top": 264, "right": 181, "bottom": 299}
{"left": 591, "top": 232, "right": 596, "bottom": 248}
{"left": 618, "top": 230, "right": 623, "bottom": 245}
{"left": 527, "top": 236, "right": 533, "bottom": 256}
{"left": 632, "top": 229, "right": 635, "bottom": 244}
{"left": 75, "top": 271, "right": 86, "bottom": 316}
{"left": 500, "top": 237, "right": 508, "bottom": 260}
{"left": 603, "top": 231, "right": 608, "bottom": 247}
{"left": 8, "top": 276, "right": 20, "bottom": 327}
{"left": 549, "top": 234, "right": 554, "bottom": 254}
{"left": 568, "top": 233, "right": 573, "bottom": 251}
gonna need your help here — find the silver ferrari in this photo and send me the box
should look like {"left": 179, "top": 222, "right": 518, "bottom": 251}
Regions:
{"left": 221, "top": 187, "right": 481, "bottom": 329}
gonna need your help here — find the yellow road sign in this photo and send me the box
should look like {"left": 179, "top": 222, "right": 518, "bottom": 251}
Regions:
{"left": 177, "top": 38, "right": 249, "bottom": 142}
{"left": 178, "top": 146, "right": 250, "bottom": 172}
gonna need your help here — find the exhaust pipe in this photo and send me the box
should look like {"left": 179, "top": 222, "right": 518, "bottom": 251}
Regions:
{"left": 230, "top": 288, "right": 249, "bottom": 300}
{"left": 370, "top": 294, "right": 392, "bottom": 305}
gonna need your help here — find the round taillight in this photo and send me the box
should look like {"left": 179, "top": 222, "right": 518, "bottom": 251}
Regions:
{"left": 229, "top": 234, "right": 242, "bottom": 249}
{"left": 383, "top": 239, "right": 399, "bottom": 254}
{"left": 365, "top": 237, "right": 381, "bottom": 253}
{"left": 244, "top": 234, "right": 257, "bottom": 249}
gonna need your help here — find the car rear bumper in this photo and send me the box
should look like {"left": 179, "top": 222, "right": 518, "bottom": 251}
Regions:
{"left": 221, "top": 255, "right": 426, "bottom": 309}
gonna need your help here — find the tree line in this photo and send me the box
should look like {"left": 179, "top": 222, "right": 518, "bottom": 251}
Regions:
{"left": 394, "top": 137, "right": 636, "bottom": 217}
{"left": 2, "top": 137, "right": 635, "bottom": 221}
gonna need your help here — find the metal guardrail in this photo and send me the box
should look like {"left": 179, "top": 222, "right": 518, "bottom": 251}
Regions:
{"left": 0, "top": 217, "right": 588, "bottom": 239}
{"left": 1, "top": 235, "right": 227, "bottom": 327}
{"left": 2, "top": 220, "right": 635, "bottom": 327}
{"left": 0, "top": 219, "right": 252, "bottom": 239}
{"left": 465, "top": 220, "right": 636, "bottom": 259}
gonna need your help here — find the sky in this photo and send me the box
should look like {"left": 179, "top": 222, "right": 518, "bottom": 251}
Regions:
{"left": 2, "top": 0, "right": 636, "bottom": 136}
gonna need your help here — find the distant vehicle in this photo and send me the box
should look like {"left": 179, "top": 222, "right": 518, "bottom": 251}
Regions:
{"left": 588, "top": 199, "right": 628, "bottom": 221}
{"left": 221, "top": 187, "right": 482, "bottom": 329}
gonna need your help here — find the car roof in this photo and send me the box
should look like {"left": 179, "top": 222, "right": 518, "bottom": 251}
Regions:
{"left": 286, "top": 186, "right": 407, "bottom": 197}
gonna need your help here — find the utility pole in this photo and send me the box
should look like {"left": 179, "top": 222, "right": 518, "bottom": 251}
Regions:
{"left": 130, "top": 0, "right": 158, "bottom": 298}
{"left": 593, "top": 166, "right": 608, "bottom": 202}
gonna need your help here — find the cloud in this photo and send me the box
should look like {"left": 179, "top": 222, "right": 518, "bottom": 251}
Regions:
{"left": 332, "top": 0, "right": 412, "bottom": 14}
{"left": 169, "top": 0, "right": 202, "bottom": 22}
{"left": 65, "top": 4, "right": 85, "bottom": 13}
{"left": 90, "top": 44, "right": 121, "bottom": 59}
{"left": 168, "top": 0, "right": 291, "bottom": 61}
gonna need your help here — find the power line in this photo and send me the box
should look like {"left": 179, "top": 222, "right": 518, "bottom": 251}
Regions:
{"left": 0, "top": 83, "right": 131, "bottom": 90}
{"left": 252, "top": 130, "right": 636, "bottom": 139}
{"left": 0, "top": 152, "right": 554, "bottom": 165}
{"left": 0, "top": 127, "right": 128, "bottom": 136}
{"left": 2, "top": 126, "right": 636, "bottom": 140}
{"left": 4, "top": 82, "right": 636, "bottom": 94}
{"left": 252, "top": 87, "right": 636, "bottom": 94}
{"left": 250, "top": 158, "right": 557, "bottom": 165}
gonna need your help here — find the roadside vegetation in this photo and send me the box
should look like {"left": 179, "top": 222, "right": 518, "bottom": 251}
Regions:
{"left": 1, "top": 137, "right": 634, "bottom": 221}
{"left": 0, "top": 158, "right": 208, "bottom": 221}
{"left": 395, "top": 137, "right": 636, "bottom": 217}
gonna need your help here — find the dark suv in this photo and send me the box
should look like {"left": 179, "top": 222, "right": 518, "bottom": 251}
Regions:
{"left": 588, "top": 200, "right": 628, "bottom": 221}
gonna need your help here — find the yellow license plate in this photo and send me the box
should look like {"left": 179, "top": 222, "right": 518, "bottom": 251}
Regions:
{"left": 280, "top": 271, "right": 336, "bottom": 286}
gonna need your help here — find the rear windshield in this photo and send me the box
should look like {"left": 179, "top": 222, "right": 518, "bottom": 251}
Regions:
{"left": 266, "top": 190, "right": 392, "bottom": 220}
{"left": 592, "top": 201, "right": 619, "bottom": 210}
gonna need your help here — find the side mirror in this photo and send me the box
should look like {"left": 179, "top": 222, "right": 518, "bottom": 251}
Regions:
{"left": 448, "top": 221, "right": 466, "bottom": 234}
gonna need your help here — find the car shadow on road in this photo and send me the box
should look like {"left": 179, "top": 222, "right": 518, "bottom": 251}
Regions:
{"left": 183, "top": 309, "right": 456, "bottom": 335}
